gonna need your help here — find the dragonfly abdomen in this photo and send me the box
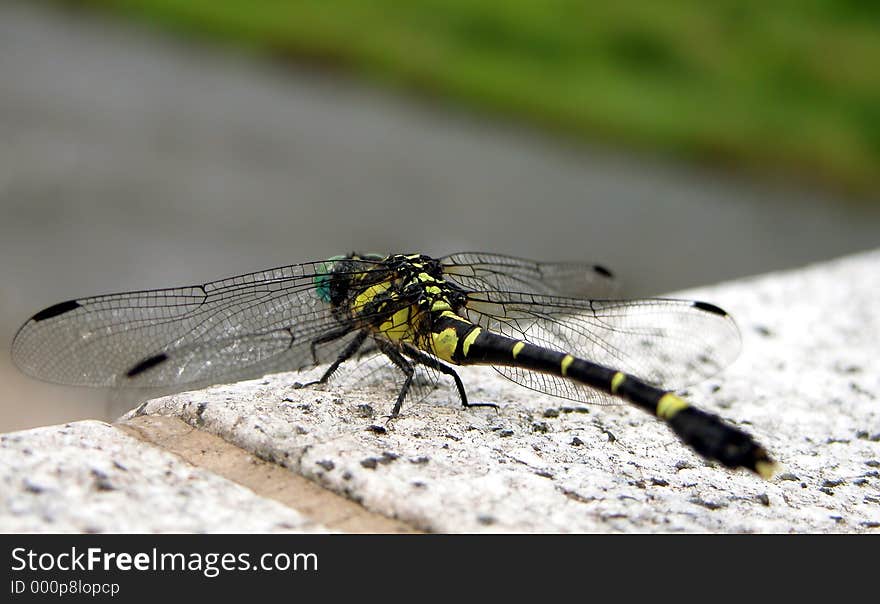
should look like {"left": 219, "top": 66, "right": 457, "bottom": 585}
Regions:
{"left": 433, "top": 315, "right": 775, "bottom": 477}
{"left": 610, "top": 375, "right": 775, "bottom": 476}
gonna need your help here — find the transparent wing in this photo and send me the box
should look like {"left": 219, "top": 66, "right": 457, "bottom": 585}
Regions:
{"left": 99, "top": 301, "right": 441, "bottom": 394}
{"left": 121, "top": 326, "right": 368, "bottom": 391}
{"left": 462, "top": 291, "right": 741, "bottom": 404}
{"left": 441, "top": 252, "right": 619, "bottom": 298}
{"left": 11, "top": 261, "right": 391, "bottom": 389}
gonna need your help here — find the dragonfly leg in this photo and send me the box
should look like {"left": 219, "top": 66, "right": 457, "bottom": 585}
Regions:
{"left": 402, "top": 344, "right": 498, "bottom": 412}
{"left": 294, "top": 330, "right": 367, "bottom": 389}
{"left": 375, "top": 341, "right": 415, "bottom": 419}
{"left": 306, "top": 324, "right": 356, "bottom": 366}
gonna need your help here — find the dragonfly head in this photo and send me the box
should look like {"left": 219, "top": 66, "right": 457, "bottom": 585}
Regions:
{"left": 314, "top": 252, "right": 386, "bottom": 303}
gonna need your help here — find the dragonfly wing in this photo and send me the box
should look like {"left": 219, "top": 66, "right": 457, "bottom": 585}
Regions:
{"left": 11, "top": 261, "right": 356, "bottom": 387}
{"left": 121, "top": 326, "right": 368, "bottom": 391}
{"left": 463, "top": 291, "right": 741, "bottom": 391}
{"left": 441, "top": 252, "right": 619, "bottom": 298}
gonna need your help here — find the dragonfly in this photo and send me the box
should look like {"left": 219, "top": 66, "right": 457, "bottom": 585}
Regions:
{"left": 11, "top": 252, "right": 775, "bottom": 477}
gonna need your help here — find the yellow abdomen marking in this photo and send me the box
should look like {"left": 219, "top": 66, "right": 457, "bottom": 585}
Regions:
{"left": 431, "top": 327, "right": 459, "bottom": 363}
{"left": 755, "top": 460, "right": 778, "bottom": 480}
{"left": 560, "top": 354, "right": 575, "bottom": 376}
{"left": 512, "top": 341, "right": 525, "bottom": 359}
{"left": 462, "top": 327, "right": 481, "bottom": 357}
{"left": 656, "top": 393, "right": 689, "bottom": 420}
{"left": 610, "top": 372, "right": 626, "bottom": 394}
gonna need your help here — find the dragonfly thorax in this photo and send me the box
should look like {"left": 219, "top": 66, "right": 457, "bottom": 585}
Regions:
{"left": 330, "top": 253, "right": 469, "bottom": 344}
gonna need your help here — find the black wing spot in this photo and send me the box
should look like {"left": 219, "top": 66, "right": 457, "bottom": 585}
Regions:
{"left": 692, "top": 301, "right": 727, "bottom": 316}
{"left": 31, "top": 300, "right": 81, "bottom": 322}
{"left": 592, "top": 265, "right": 613, "bottom": 278}
{"left": 126, "top": 353, "right": 169, "bottom": 378}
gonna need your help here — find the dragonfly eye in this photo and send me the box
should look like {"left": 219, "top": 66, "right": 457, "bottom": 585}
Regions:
{"left": 314, "top": 254, "right": 348, "bottom": 302}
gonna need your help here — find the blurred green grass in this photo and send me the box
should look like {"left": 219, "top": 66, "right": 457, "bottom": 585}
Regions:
{"left": 74, "top": 0, "right": 880, "bottom": 195}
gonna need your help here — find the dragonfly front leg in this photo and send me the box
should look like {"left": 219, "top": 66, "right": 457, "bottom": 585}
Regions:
{"left": 294, "top": 329, "right": 368, "bottom": 389}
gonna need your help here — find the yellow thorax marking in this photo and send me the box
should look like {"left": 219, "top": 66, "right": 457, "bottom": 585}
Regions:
{"left": 379, "top": 306, "right": 414, "bottom": 342}
{"left": 431, "top": 300, "right": 452, "bottom": 312}
{"left": 440, "top": 310, "right": 470, "bottom": 323}
{"left": 353, "top": 280, "right": 391, "bottom": 315}
{"left": 656, "top": 393, "right": 689, "bottom": 420}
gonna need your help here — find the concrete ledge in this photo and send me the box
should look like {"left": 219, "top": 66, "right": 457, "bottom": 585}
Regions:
{"left": 0, "top": 420, "right": 327, "bottom": 532}
{"left": 4, "top": 250, "right": 879, "bottom": 532}
{"left": 118, "top": 415, "right": 414, "bottom": 533}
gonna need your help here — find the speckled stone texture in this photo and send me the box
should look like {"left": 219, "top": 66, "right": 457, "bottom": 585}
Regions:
{"left": 0, "top": 420, "right": 327, "bottom": 533}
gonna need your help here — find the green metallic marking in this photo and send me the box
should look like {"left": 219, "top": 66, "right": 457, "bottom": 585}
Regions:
{"left": 610, "top": 372, "right": 626, "bottom": 394}
{"left": 314, "top": 254, "right": 349, "bottom": 302}
{"left": 560, "top": 354, "right": 575, "bottom": 376}
{"left": 656, "top": 393, "right": 689, "bottom": 420}
{"left": 512, "top": 341, "right": 525, "bottom": 359}
{"left": 462, "top": 327, "right": 482, "bottom": 357}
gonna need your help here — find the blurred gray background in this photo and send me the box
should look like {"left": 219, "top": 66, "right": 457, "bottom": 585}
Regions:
{"left": 2, "top": 1, "right": 879, "bottom": 431}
